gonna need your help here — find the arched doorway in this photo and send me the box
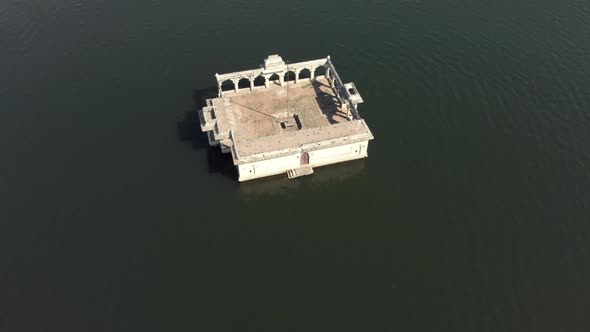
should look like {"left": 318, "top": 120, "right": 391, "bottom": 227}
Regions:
{"left": 269, "top": 73, "right": 280, "bottom": 85}
{"left": 284, "top": 71, "right": 296, "bottom": 82}
{"left": 237, "top": 77, "right": 250, "bottom": 90}
{"left": 314, "top": 66, "right": 326, "bottom": 78}
{"left": 253, "top": 76, "right": 266, "bottom": 87}
{"left": 300, "top": 152, "right": 310, "bottom": 165}
{"left": 298, "top": 68, "right": 311, "bottom": 80}
{"left": 220, "top": 79, "right": 234, "bottom": 92}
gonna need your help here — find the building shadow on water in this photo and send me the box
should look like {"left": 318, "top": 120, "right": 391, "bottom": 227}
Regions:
{"left": 177, "top": 86, "right": 238, "bottom": 180}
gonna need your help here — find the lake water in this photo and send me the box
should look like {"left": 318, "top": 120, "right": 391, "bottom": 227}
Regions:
{"left": 1, "top": 0, "right": 590, "bottom": 331}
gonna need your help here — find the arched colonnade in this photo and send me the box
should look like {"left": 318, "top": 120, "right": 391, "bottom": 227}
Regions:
{"left": 215, "top": 57, "right": 333, "bottom": 96}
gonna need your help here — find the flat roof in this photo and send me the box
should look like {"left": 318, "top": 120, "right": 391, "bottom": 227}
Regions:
{"left": 205, "top": 77, "right": 373, "bottom": 163}
{"left": 233, "top": 120, "right": 373, "bottom": 163}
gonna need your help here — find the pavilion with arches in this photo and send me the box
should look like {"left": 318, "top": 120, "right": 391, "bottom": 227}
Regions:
{"left": 198, "top": 55, "right": 373, "bottom": 182}
{"left": 215, "top": 55, "right": 353, "bottom": 104}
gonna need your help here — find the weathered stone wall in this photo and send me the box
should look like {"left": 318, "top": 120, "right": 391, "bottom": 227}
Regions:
{"left": 237, "top": 140, "right": 369, "bottom": 182}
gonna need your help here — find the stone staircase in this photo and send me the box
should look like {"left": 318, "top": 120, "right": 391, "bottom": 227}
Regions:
{"left": 286, "top": 165, "right": 314, "bottom": 179}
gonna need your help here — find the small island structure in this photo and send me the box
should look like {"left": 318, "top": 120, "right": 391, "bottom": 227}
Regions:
{"left": 197, "top": 55, "right": 374, "bottom": 181}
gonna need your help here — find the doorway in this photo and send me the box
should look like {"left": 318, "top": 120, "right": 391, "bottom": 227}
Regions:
{"left": 300, "top": 152, "right": 310, "bottom": 165}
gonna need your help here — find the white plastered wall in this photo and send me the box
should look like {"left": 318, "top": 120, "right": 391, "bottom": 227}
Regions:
{"left": 237, "top": 141, "right": 369, "bottom": 181}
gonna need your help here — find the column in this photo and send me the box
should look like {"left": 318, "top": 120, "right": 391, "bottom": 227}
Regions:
{"left": 233, "top": 80, "right": 238, "bottom": 93}
{"left": 279, "top": 73, "right": 284, "bottom": 86}
{"left": 295, "top": 70, "right": 299, "bottom": 84}
{"left": 264, "top": 76, "right": 270, "bottom": 88}
{"left": 326, "top": 67, "right": 331, "bottom": 79}
{"left": 215, "top": 74, "right": 221, "bottom": 96}
{"left": 249, "top": 77, "right": 254, "bottom": 91}
{"left": 310, "top": 67, "right": 315, "bottom": 81}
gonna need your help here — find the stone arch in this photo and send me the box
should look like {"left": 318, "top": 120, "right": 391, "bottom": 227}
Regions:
{"left": 314, "top": 66, "right": 326, "bottom": 78}
{"left": 220, "top": 79, "right": 234, "bottom": 92}
{"left": 253, "top": 75, "right": 266, "bottom": 87}
{"left": 237, "top": 77, "right": 250, "bottom": 90}
{"left": 269, "top": 73, "right": 280, "bottom": 85}
{"left": 298, "top": 68, "right": 311, "bottom": 80}
{"left": 284, "top": 70, "right": 296, "bottom": 82}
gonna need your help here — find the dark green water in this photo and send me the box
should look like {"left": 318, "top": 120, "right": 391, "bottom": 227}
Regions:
{"left": 2, "top": 0, "right": 590, "bottom": 331}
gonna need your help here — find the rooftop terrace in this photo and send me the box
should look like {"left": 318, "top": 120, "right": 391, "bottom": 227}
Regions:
{"left": 225, "top": 78, "right": 348, "bottom": 140}
{"left": 198, "top": 55, "right": 373, "bottom": 164}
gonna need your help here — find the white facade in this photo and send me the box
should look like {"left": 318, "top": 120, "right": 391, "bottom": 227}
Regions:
{"left": 237, "top": 141, "right": 370, "bottom": 182}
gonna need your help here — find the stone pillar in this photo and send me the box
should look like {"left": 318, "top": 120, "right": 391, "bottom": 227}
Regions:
{"left": 233, "top": 80, "right": 238, "bottom": 93}
{"left": 326, "top": 67, "right": 331, "bottom": 79}
{"left": 215, "top": 74, "right": 221, "bottom": 97}
{"left": 249, "top": 77, "right": 254, "bottom": 91}
{"left": 295, "top": 70, "right": 299, "bottom": 84}
{"left": 310, "top": 67, "right": 315, "bottom": 81}
{"left": 279, "top": 73, "right": 284, "bottom": 86}
{"left": 264, "top": 76, "right": 270, "bottom": 88}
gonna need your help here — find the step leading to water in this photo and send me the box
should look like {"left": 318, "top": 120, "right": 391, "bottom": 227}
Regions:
{"left": 286, "top": 165, "right": 314, "bottom": 179}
